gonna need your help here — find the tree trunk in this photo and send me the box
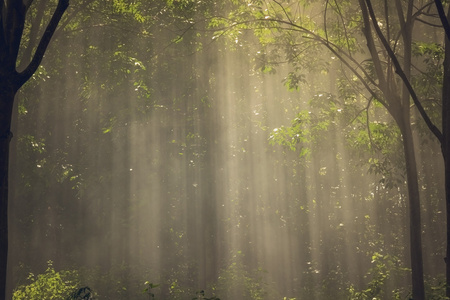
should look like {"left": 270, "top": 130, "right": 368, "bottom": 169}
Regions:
{"left": 0, "top": 84, "right": 15, "bottom": 300}
{"left": 442, "top": 11, "right": 450, "bottom": 297}
{"left": 445, "top": 135, "right": 450, "bottom": 299}
{"left": 0, "top": 1, "right": 68, "bottom": 298}
{"left": 398, "top": 4, "right": 425, "bottom": 298}
{"left": 397, "top": 112, "right": 425, "bottom": 300}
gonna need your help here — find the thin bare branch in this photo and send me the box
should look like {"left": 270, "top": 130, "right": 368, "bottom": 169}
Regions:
{"left": 324, "top": 0, "right": 329, "bottom": 42}
{"left": 416, "top": 17, "right": 443, "bottom": 27}
{"left": 273, "top": 0, "right": 293, "bottom": 24}
{"left": 359, "top": 0, "right": 388, "bottom": 92}
{"left": 333, "top": 0, "right": 352, "bottom": 55}
{"left": 364, "top": 0, "right": 443, "bottom": 143}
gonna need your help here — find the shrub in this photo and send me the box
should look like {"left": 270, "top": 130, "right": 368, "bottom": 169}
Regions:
{"left": 13, "top": 261, "right": 79, "bottom": 300}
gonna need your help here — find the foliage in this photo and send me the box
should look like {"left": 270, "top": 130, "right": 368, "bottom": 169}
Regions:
{"left": 213, "top": 253, "right": 270, "bottom": 300}
{"left": 192, "top": 289, "right": 220, "bottom": 300}
{"left": 269, "top": 110, "right": 313, "bottom": 157}
{"left": 347, "top": 253, "right": 410, "bottom": 300}
{"left": 67, "top": 287, "right": 93, "bottom": 300}
{"left": 8, "top": 1, "right": 448, "bottom": 300}
{"left": 13, "top": 261, "right": 80, "bottom": 300}
{"left": 143, "top": 282, "right": 160, "bottom": 299}
{"left": 424, "top": 276, "right": 449, "bottom": 300}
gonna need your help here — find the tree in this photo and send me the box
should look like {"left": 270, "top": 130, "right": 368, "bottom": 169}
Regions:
{"left": 357, "top": 1, "right": 450, "bottom": 297}
{"left": 357, "top": 1, "right": 425, "bottom": 298}
{"left": 211, "top": 0, "right": 450, "bottom": 298}
{"left": 433, "top": 1, "right": 450, "bottom": 297}
{"left": 0, "top": 1, "right": 69, "bottom": 299}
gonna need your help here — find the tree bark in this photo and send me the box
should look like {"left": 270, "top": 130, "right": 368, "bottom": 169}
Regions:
{"left": 397, "top": 113, "right": 425, "bottom": 300}
{"left": 362, "top": 1, "right": 425, "bottom": 298}
{"left": 0, "top": 84, "right": 15, "bottom": 300}
{"left": 442, "top": 11, "right": 450, "bottom": 298}
{"left": 0, "top": 1, "right": 69, "bottom": 298}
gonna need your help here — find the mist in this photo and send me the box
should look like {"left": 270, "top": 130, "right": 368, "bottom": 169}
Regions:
{"left": 5, "top": 1, "right": 447, "bottom": 299}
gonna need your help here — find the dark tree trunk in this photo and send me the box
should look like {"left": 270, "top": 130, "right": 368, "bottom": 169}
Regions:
{"left": 397, "top": 116, "right": 425, "bottom": 300}
{"left": 390, "top": 101, "right": 425, "bottom": 299}
{"left": 442, "top": 14, "right": 450, "bottom": 298}
{"left": 0, "top": 84, "right": 16, "bottom": 300}
{"left": 0, "top": 1, "right": 69, "bottom": 298}
{"left": 360, "top": 2, "right": 426, "bottom": 297}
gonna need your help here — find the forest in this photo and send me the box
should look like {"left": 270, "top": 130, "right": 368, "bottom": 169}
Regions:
{"left": 0, "top": 0, "right": 449, "bottom": 299}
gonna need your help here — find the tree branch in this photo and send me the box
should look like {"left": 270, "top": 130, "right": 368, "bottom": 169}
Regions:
{"left": 54, "top": 0, "right": 96, "bottom": 38}
{"left": 358, "top": 0, "right": 388, "bottom": 92}
{"left": 18, "top": 0, "right": 50, "bottom": 71}
{"left": 365, "top": 0, "right": 444, "bottom": 143}
{"left": 18, "top": 0, "right": 69, "bottom": 86}
{"left": 435, "top": 0, "right": 450, "bottom": 41}
{"left": 23, "top": 0, "right": 35, "bottom": 10}
{"left": 333, "top": 0, "right": 352, "bottom": 55}
{"left": 4, "top": 0, "right": 27, "bottom": 68}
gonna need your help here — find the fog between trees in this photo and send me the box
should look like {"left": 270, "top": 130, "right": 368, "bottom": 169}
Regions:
{"left": 1, "top": 1, "right": 448, "bottom": 299}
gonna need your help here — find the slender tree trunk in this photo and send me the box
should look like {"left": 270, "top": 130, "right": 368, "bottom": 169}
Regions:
{"left": 445, "top": 139, "right": 450, "bottom": 299}
{"left": 442, "top": 12, "right": 450, "bottom": 297}
{"left": 399, "top": 4, "right": 425, "bottom": 297}
{"left": 396, "top": 111, "right": 425, "bottom": 300}
{"left": 0, "top": 84, "right": 15, "bottom": 300}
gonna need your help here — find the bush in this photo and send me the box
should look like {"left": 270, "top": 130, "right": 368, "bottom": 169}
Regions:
{"left": 13, "top": 261, "right": 80, "bottom": 300}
